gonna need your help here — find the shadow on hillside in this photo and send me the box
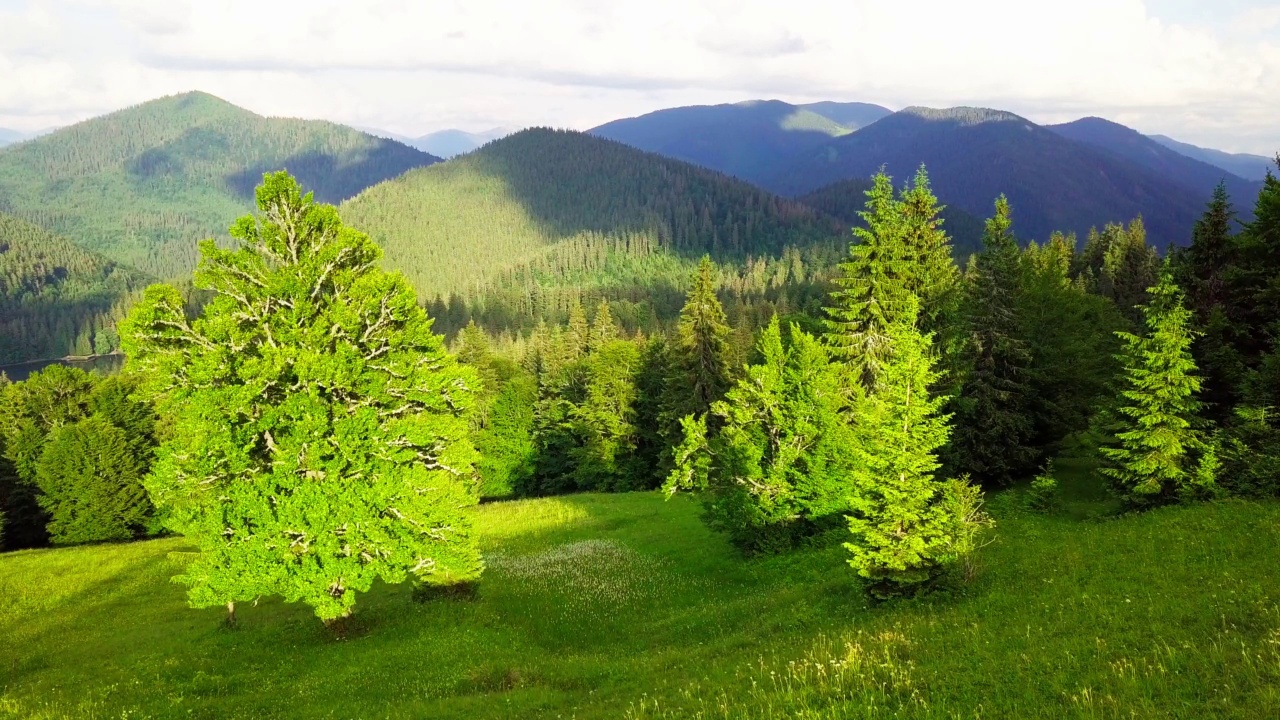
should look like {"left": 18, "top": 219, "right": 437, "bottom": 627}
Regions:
{"left": 225, "top": 143, "right": 434, "bottom": 206}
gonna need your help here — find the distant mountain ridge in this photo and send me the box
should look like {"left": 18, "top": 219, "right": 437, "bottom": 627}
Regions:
{"left": 1148, "top": 134, "right": 1276, "bottom": 183}
{"left": 0, "top": 129, "right": 26, "bottom": 147}
{"left": 0, "top": 91, "right": 440, "bottom": 279}
{"left": 590, "top": 99, "right": 892, "bottom": 187}
{"left": 764, "top": 106, "right": 1222, "bottom": 249}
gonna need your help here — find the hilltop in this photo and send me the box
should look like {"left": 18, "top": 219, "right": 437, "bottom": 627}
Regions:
{"left": 341, "top": 127, "right": 847, "bottom": 333}
{"left": 0, "top": 92, "right": 439, "bottom": 279}
{"left": 0, "top": 212, "right": 152, "bottom": 364}
{"left": 590, "top": 99, "right": 891, "bottom": 187}
{"left": 766, "top": 107, "right": 1210, "bottom": 248}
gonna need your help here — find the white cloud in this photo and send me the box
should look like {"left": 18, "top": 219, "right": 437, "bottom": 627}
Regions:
{"left": 0, "top": 0, "right": 1277, "bottom": 154}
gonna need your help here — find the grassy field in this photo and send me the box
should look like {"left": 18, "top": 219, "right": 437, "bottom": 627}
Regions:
{"left": 2, "top": 462, "right": 1280, "bottom": 719}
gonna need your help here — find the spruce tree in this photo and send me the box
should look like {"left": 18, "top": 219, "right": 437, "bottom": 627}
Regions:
{"left": 950, "top": 196, "right": 1036, "bottom": 485}
{"left": 1100, "top": 272, "right": 1208, "bottom": 506}
{"left": 120, "top": 172, "right": 482, "bottom": 624}
{"left": 845, "top": 299, "right": 991, "bottom": 597}
{"left": 35, "top": 415, "right": 151, "bottom": 545}
{"left": 672, "top": 256, "right": 733, "bottom": 417}
{"left": 825, "top": 168, "right": 957, "bottom": 387}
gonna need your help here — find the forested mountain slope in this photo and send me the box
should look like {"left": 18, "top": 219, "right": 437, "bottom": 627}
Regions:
{"left": 1149, "top": 134, "right": 1276, "bottom": 182}
{"left": 0, "top": 92, "right": 439, "bottom": 279}
{"left": 1050, "top": 118, "right": 1262, "bottom": 208}
{"left": 767, "top": 107, "right": 1210, "bottom": 249}
{"left": 590, "top": 99, "right": 891, "bottom": 187}
{"left": 0, "top": 213, "right": 151, "bottom": 364}
{"left": 799, "top": 178, "right": 987, "bottom": 259}
{"left": 341, "top": 127, "right": 847, "bottom": 334}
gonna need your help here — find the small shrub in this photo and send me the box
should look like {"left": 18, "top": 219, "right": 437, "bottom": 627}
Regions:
{"left": 1025, "top": 463, "right": 1060, "bottom": 513}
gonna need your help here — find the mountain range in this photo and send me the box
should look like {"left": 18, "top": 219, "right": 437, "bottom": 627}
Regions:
{"left": 1147, "top": 135, "right": 1276, "bottom": 182}
{"left": 591, "top": 99, "right": 891, "bottom": 188}
{"left": 359, "top": 127, "right": 511, "bottom": 158}
{"left": 0, "top": 92, "right": 440, "bottom": 279}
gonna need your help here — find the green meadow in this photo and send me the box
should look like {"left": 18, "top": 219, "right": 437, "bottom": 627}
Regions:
{"left": 2, "top": 462, "right": 1278, "bottom": 719}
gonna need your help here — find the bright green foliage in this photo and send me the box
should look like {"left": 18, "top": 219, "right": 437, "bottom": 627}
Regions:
{"left": 119, "top": 171, "right": 482, "bottom": 622}
{"left": 0, "top": 213, "right": 152, "bottom": 364}
{"left": 570, "top": 339, "right": 643, "bottom": 491}
{"left": 0, "top": 92, "right": 435, "bottom": 279}
{"left": 1100, "top": 273, "right": 1208, "bottom": 506}
{"left": 666, "top": 318, "right": 860, "bottom": 553}
{"left": 1025, "top": 461, "right": 1060, "bottom": 513}
{"left": 950, "top": 196, "right": 1036, "bottom": 485}
{"left": 35, "top": 415, "right": 150, "bottom": 545}
{"left": 474, "top": 372, "right": 538, "bottom": 499}
{"left": 589, "top": 300, "right": 619, "bottom": 351}
{"left": 845, "top": 301, "right": 991, "bottom": 597}
{"left": 824, "top": 168, "right": 958, "bottom": 386}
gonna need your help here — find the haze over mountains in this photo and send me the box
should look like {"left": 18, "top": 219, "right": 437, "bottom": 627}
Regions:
{"left": 0, "top": 88, "right": 1273, "bottom": 364}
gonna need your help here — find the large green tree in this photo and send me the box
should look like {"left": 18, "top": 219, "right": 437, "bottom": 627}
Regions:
{"left": 1100, "top": 272, "right": 1211, "bottom": 506}
{"left": 949, "top": 196, "right": 1036, "bottom": 485}
{"left": 120, "top": 172, "right": 482, "bottom": 624}
{"left": 35, "top": 415, "right": 151, "bottom": 545}
{"left": 845, "top": 299, "right": 991, "bottom": 597}
{"left": 666, "top": 318, "right": 860, "bottom": 553}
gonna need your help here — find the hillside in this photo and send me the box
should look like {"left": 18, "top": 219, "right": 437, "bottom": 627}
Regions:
{"left": 2, "top": 477, "right": 1278, "bottom": 718}
{"left": 0, "top": 92, "right": 440, "bottom": 279}
{"left": 590, "top": 99, "right": 892, "bottom": 187}
{"left": 412, "top": 128, "right": 510, "bottom": 158}
{"left": 1050, "top": 118, "right": 1262, "bottom": 210}
{"left": 0, "top": 213, "right": 152, "bottom": 364}
{"left": 799, "top": 178, "right": 988, "bottom": 259}
{"left": 1149, "top": 134, "right": 1276, "bottom": 182}
{"left": 341, "top": 127, "right": 847, "bottom": 333}
{"left": 767, "top": 107, "right": 1210, "bottom": 249}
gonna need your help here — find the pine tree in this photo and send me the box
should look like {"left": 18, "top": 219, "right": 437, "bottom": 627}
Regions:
{"left": 589, "top": 300, "right": 618, "bottom": 351}
{"left": 845, "top": 299, "right": 992, "bottom": 597}
{"left": 825, "top": 169, "right": 957, "bottom": 387}
{"left": 1100, "top": 272, "right": 1208, "bottom": 506}
{"left": 672, "top": 256, "right": 733, "bottom": 417}
{"left": 35, "top": 415, "right": 151, "bottom": 545}
{"left": 120, "top": 171, "right": 483, "bottom": 624}
{"left": 949, "top": 196, "right": 1036, "bottom": 485}
{"left": 665, "top": 318, "right": 860, "bottom": 553}
{"left": 570, "top": 338, "right": 642, "bottom": 491}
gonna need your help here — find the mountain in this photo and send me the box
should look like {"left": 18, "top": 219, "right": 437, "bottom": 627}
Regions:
{"left": 1049, "top": 118, "right": 1262, "bottom": 211}
{"left": 0, "top": 212, "right": 152, "bottom": 364}
{"left": 798, "top": 178, "right": 987, "bottom": 259}
{"left": 0, "top": 129, "right": 25, "bottom": 148}
{"left": 589, "top": 99, "right": 892, "bottom": 187}
{"left": 1148, "top": 134, "right": 1276, "bottom": 183}
{"left": 0, "top": 91, "right": 440, "bottom": 279}
{"left": 341, "top": 127, "right": 848, "bottom": 335}
{"left": 411, "top": 128, "right": 509, "bottom": 158}
{"left": 766, "top": 106, "right": 1213, "bottom": 249}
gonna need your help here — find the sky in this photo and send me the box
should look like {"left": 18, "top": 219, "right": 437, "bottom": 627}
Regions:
{"left": 1, "top": 0, "right": 1278, "bottom": 154}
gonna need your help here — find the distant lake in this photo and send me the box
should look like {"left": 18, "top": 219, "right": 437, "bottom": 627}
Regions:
{"left": 0, "top": 354, "right": 125, "bottom": 383}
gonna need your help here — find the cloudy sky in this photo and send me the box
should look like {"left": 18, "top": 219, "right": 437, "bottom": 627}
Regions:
{"left": 1, "top": 0, "right": 1278, "bottom": 154}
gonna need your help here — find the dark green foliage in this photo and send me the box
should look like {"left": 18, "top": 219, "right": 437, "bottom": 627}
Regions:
{"left": 1214, "top": 407, "right": 1280, "bottom": 497}
{"left": 845, "top": 301, "right": 992, "bottom": 597}
{"left": 666, "top": 318, "right": 860, "bottom": 554}
{"left": 672, "top": 257, "right": 733, "bottom": 416}
{"left": 0, "top": 367, "right": 156, "bottom": 549}
{"left": 824, "top": 168, "right": 958, "bottom": 385}
{"left": 949, "top": 197, "right": 1037, "bottom": 485}
{"left": 0, "top": 213, "right": 152, "bottom": 364}
{"left": 340, "top": 128, "right": 846, "bottom": 339}
{"left": 1100, "top": 273, "right": 1211, "bottom": 506}
{"left": 1076, "top": 218, "right": 1160, "bottom": 325}
{"left": 35, "top": 415, "right": 150, "bottom": 545}
{"left": 119, "top": 171, "right": 480, "bottom": 622}
{"left": 0, "top": 92, "right": 437, "bottom": 279}
{"left": 569, "top": 339, "right": 643, "bottom": 491}
{"left": 768, "top": 106, "right": 1213, "bottom": 251}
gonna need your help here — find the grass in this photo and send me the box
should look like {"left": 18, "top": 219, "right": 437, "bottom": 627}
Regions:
{"left": 1, "top": 465, "right": 1279, "bottom": 719}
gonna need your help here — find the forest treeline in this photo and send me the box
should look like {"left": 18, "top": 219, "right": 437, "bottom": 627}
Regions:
{"left": 0, "top": 213, "right": 151, "bottom": 363}
{"left": 1, "top": 161, "right": 1278, "bottom": 621}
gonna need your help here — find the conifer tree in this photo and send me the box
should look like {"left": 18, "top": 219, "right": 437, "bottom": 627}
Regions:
{"left": 35, "top": 415, "right": 151, "bottom": 545}
{"left": 1100, "top": 272, "right": 1209, "bottom": 506}
{"left": 845, "top": 299, "right": 991, "bottom": 597}
{"left": 589, "top": 300, "right": 618, "bottom": 351}
{"left": 825, "top": 168, "right": 957, "bottom": 387}
{"left": 666, "top": 318, "right": 860, "bottom": 553}
{"left": 673, "top": 256, "right": 733, "bottom": 417}
{"left": 950, "top": 196, "right": 1036, "bottom": 485}
{"left": 120, "top": 172, "right": 482, "bottom": 624}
